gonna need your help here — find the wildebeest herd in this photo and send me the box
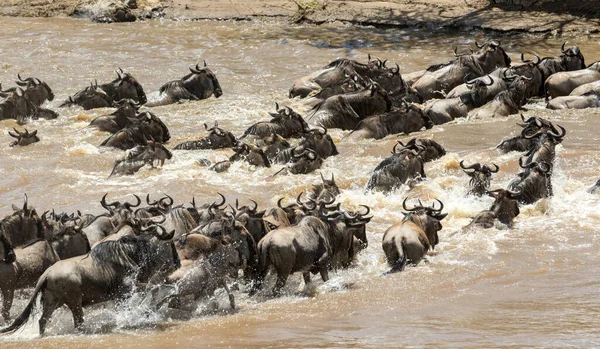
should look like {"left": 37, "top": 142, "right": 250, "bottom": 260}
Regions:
{"left": 1, "top": 39, "right": 598, "bottom": 337}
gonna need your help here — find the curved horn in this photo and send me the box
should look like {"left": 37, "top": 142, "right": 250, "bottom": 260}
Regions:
{"left": 507, "top": 187, "right": 522, "bottom": 199}
{"left": 459, "top": 160, "right": 480, "bottom": 171}
{"left": 489, "top": 163, "right": 500, "bottom": 173}
{"left": 402, "top": 197, "right": 418, "bottom": 212}
{"left": 484, "top": 75, "right": 494, "bottom": 86}
{"left": 548, "top": 124, "right": 566, "bottom": 138}
{"left": 116, "top": 68, "right": 123, "bottom": 79}
{"left": 159, "top": 194, "right": 174, "bottom": 208}
{"left": 561, "top": 41, "right": 567, "bottom": 54}
{"left": 475, "top": 41, "right": 485, "bottom": 49}
{"left": 213, "top": 193, "right": 226, "bottom": 208}
{"left": 155, "top": 225, "right": 175, "bottom": 240}
{"left": 358, "top": 205, "right": 370, "bottom": 216}
{"left": 22, "top": 193, "right": 28, "bottom": 212}
{"left": 17, "top": 73, "right": 25, "bottom": 82}
{"left": 128, "top": 194, "right": 142, "bottom": 208}
{"left": 249, "top": 199, "right": 258, "bottom": 213}
{"left": 277, "top": 197, "right": 286, "bottom": 209}
{"left": 431, "top": 199, "right": 444, "bottom": 213}
{"left": 101, "top": 193, "right": 119, "bottom": 210}
{"left": 146, "top": 193, "right": 158, "bottom": 206}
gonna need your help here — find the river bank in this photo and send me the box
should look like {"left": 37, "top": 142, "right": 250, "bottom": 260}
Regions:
{"left": 1, "top": 0, "right": 599, "bottom": 34}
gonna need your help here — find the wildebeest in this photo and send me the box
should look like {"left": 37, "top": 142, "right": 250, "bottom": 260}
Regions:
{"left": 460, "top": 160, "right": 499, "bottom": 197}
{"left": 347, "top": 102, "right": 433, "bottom": 140}
{"left": 1, "top": 195, "right": 45, "bottom": 248}
{"left": 412, "top": 41, "right": 511, "bottom": 100}
{"left": 14, "top": 74, "right": 55, "bottom": 107}
{"left": 398, "top": 138, "right": 446, "bottom": 163}
{"left": 0, "top": 233, "right": 59, "bottom": 322}
{"left": 587, "top": 179, "right": 600, "bottom": 194}
{"left": 311, "top": 82, "right": 392, "bottom": 130}
{"left": 44, "top": 217, "right": 91, "bottom": 260}
{"left": 241, "top": 104, "right": 309, "bottom": 139}
{"left": 521, "top": 124, "right": 565, "bottom": 165}
{"left": 229, "top": 143, "right": 271, "bottom": 168}
{"left": 545, "top": 61, "right": 600, "bottom": 99}
{"left": 146, "top": 61, "right": 222, "bottom": 107}
{"left": 463, "top": 189, "right": 520, "bottom": 229}
{"left": 100, "top": 111, "right": 170, "bottom": 150}
{"left": 496, "top": 115, "right": 554, "bottom": 153}
{"left": 60, "top": 81, "right": 113, "bottom": 110}
{"left": 109, "top": 141, "right": 173, "bottom": 177}
{"left": 284, "top": 147, "right": 323, "bottom": 175}
{"left": 537, "top": 42, "right": 586, "bottom": 84}
{"left": 366, "top": 143, "right": 426, "bottom": 192}
{"left": 8, "top": 128, "right": 39, "bottom": 147}
{"left": 424, "top": 75, "right": 493, "bottom": 125}
{"left": 382, "top": 198, "right": 447, "bottom": 273}
{"left": 87, "top": 99, "right": 140, "bottom": 133}
{"left": 569, "top": 79, "right": 600, "bottom": 96}
{"left": 307, "top": 173, "right": 341, "bottom": 203}
{"left": 468, "top": 72, "right": 532, "bottom": 119}
{"left": 546, "top": 91, "right": 600, "bottom": 110}
{"left": 299, "top": 127, "right": 338, "bottom": 159}
{"left": 0, "top": 229, "right": 179, "bottom": 336}
{"left": 289, "top": 55, "right": 387, "bottom": 98}
{"left": 81, "top": 194, "right": 142, "bottom": 246}
{"left": 508, "top": 159, "right": 552, "bottom": 205}
{"left": 0, "top": 87, "right": 58, "bottom": 123}
{"left": 173, "top": 122, "right": 236, "bottom": 150}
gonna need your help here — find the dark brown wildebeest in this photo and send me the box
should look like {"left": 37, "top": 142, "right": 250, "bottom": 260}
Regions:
{"left": 8, "top": 128, "right": 39, "bottom": 147}
{"left": 173, "top": 122, "right": 236, "bottom": 150}
{"left": 87, "top": 99, "right": 140, "bottom": 133}
{"left": 468, "top": 72, "right": 532, "bottom": 119}
{"left": 60, "top": 81, "right": 114, "bottom": 110}
{"left": 109, "top": 140, "right": 173, "bottom": 177}
{"left": 1, "top": 195, "right": 45, "bottom": 248}
{"left": 521, "top": 123, "right": 566, "bottom": 165}
{"left": 14, "top": 74, "right": 55, "bottom": 107}
{"left": 299, "top": 127, "right": 338, "bottom": 159}
{"left": 463, "top": 189, "right": 520, "bottom": 229}
{"left": 100, "top": 111, "right": 170, "bottom": 150}
{"left": 460, "top": 160, "right": 499, "bottom": 197}
{"left": 229, "top": 143, "right": 271, "bottom": 168}
{"left": 146, "top": 61, "right": 222, "bottom": 107}
{"left": 382, "top": 198, "right": 447, "bottom": 273}
{"left": 366, "top": 143, "right": 426, "bottom": 192}
{"left": 241, "top": 104, "right": 309, "bottom": 139}
{"left": 508, "top": 159, "right": 553, "bottom": 205}
{"left": 0, "top": 229, "right": 179, "bottom": 336}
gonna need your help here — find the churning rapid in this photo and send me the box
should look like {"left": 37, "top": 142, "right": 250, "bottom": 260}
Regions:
{"left": 1, "top": 17, "right": 600, "bottom": 348}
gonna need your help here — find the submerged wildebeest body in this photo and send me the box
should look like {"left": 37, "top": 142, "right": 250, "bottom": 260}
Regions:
{"left": 382, "top": 198, "right": 446, "bottom": 273}
{"left": 0, "top": 88, "right": 58, "bottom": 123}
{"left": 0, "top": 230, "right": 179, "bottom": 336}
{"left": 413, "top": 41, "right": 511, "bottom": 100}
{"left": 545, "top": 61, "right": 600, "bottom": 99}
{"left": 508, "top": 159, "right": 553, "bottom": 205}
{"left": 570, "top": 79, "right": 600, "bottom": 96}
{"left": 14, "top": 74, "right": 55, "bottom": 107}
{"left": 521, "top": 124, "right": 566, "bottom": 165}
{"left": 100, "top": 112, "right": 170, "bottom": 150}
{"left": 311, "top": 83, "right": 392, "bottom": 130}
{"left": 307, "top": 173, "right": 341, "bottom": 203}
{"left": 174, "top": 122, "right": 236, "bottom": 150}
{"left": 346, "top": 102, "right": 433, "bottom": 140}
{"left": 8, "top": 128, "right": 39, "bottom": 147}
{"left": 60, "top": 69, "right": 146, "bottom": 109}
{"left": 463, "top": 189, "right": 520, "bottom": 229}
{"left": 109, "top": 141, "right": 173, "bottom": 177}
{"left": 146, "top": 61, "right": 222, "bottom": 107}
{"left": 88, "top": 99, "right": 140, "bottom": 133}
{"left": 229, "top": 143, "right": 271, "bottom": 168}
{"left": 366, "top": 144, "right": 426, "bottom": 192}
{"left": 468, "top": 72, "right": 532, "bottom": 119}
{"left": 496, "top": 115, "right": 554, "bottom": 153}
{"left": 299, "top": 128, "right": 338, "bottom": 159}
{"left": 547, "top": 91, "right": 600, "bottom": 110}
{"left": 241, "top": 104, "right": 309, "bottom": 139}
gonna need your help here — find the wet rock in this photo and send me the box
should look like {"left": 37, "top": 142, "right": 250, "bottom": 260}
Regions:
{"left": 73, "top": 1, "right": 136, "bottom": 23}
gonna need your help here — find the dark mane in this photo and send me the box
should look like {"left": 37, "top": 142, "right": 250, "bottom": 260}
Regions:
{"left": 426, "top": 61, "right": 454, "bottom": 72}
{"left": 89, "top": 235, "right": 147, "bottom": 270}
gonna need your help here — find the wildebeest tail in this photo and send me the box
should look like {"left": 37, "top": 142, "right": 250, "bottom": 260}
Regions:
{"left": 0, "top": 277, "right": 47, "bottom": 334}
{"left": 386, "top": 238, "right": 407, "bottom": 274}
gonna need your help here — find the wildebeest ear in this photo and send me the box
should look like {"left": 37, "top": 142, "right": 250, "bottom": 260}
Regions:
{"left": 435, "top": 213, "right": 448, "bottom": 221}
{"left": 30, "top": 130, "right": 38, "bottom": 137}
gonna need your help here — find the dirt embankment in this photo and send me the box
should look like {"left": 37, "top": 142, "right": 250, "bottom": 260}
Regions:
{"left": 1, "top": 0, "right": 600, "bottom": 34}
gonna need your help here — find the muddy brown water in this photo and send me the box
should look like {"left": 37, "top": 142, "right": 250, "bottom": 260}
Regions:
{"left": 1, "top": 17, "right": 600, "bottom": 348}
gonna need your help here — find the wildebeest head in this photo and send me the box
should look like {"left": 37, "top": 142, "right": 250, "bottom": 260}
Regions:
{"left": 275, "top": 193, "right": 315, "bottom": 225}
{"left": 268, "top": 104, "right": 310, "bottom": 138}
{"left": 2, "top": 194, "right": 44, "bottom": 247}
{"left": 110, "top": 67, "right": 147, "bottom": 104}
{"left": 183, "top": 61, "right": 223, "bottom": 99}
{"left": 475, "top": 40, "right": 512, "bottom": 69}
{"left": 300, "top": 127, "right": 338, "bottom": 159}
{"left": 401, "top": 198, "right": 447, "bottom": 249}
{"left": 0, "top": 87, "right": 33, "bottom": 121}
{"left": 308, "top": 173, "right": 341, "bottom": 203}
{"left": 341, "top": 205, "right": 372, "bottom": 250}
{"left": 398, "top": 138, "right": 446, "bottom": 163}
{"left": 186, "top": 193, "right": 228, "bottom": 225}
{"left": 486, "top": 188, "right": 521, "bottom": 226}
{"left": 288, "top": 147, "right": 323, "bottom": 175}
{"left": 233, "top": 199, "right": 267, "bottom": 243}
{"left": 64, "top": 81, "right": 113, "bottom": 110}
{"left": 8, "top": 128, "right": 39, "bottom": 147}
{"left": 374, "top": 62, "right": 406, "bottom": 97}
{"left": 368, "top": 80, "right": 393, "bottom": 112}
{"left": 204, "top": 121, "right": 237, "bottom": 148}
{"left": 135, "top": 111, "right": 170, "bottom": 143}
{"left": 462, "top": 75, "right": 494, "bottom": 107}
{"left": 230, "top": 143, "right": 271, "bottom": 167}
{"left": 460, "top": 160, "right": 499, "bottom": 196}
{"left": 100, "top": 193, "right": 142, "bottom": 221}
{"left": 15, "top": 74, "right": 54, "bottom": 106}
{"left": 560, "top": 41, "right": 586, "bottom": 70}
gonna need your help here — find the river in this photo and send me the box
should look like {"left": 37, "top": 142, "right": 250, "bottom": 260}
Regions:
{"left": 0, "top": 17, "right": 599, "bottom": 348}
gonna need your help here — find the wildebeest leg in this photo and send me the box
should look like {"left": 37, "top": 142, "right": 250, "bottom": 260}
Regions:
{"left": 302, "top": 272, "right": 311, "bottom": 286}
{"left": 318, "top": 265, "right": 329, "bottom": 283}
{"left": 1, "top": 287, "right": 14, "bottom": 321}
{"left": 65, "top": 296, "right": 84, "bottom": 332}
{"left": 273, "top": 265, "right": 291, "bottom": 296}
{"left": 221, "top": 279, "right": 235, "bottom": 310}
{"left": 39, "top": 293, "right": 60, "bottom": 336}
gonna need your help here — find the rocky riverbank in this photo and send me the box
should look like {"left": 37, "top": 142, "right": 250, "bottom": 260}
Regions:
{"left": 0, "top": 0, "right": 599, "bottom": 34}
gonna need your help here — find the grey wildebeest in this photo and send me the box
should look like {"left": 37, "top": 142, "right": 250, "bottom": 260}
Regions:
{"left": 109, "top": 141, "right": 173, "bottom": 177}
{"left": 366, "top": 143, "right": 426, "bottom": 192}
{"left": 348, "top": 101, "right": 432, "bottom": 140}
{"left": 468, "top": 72, "right": 532, "bottom": 119}
{"left": 307, "top": 173, "right": 341, "bottom": 203}
{"left": 174, "top": 122, "right": 236, "bottom": 150}
{"left": 146, "top": 61, "right": 222, "bottom": 107}
{"left": 545, "top": 61, "right": 600, "bottom": 99}
{"left": 547, "top": 91, "right": 600, "bottom": 110}
{"left": 382, "top": 198, "right": 447, "bottom": 273}
{"left": 496, "top": 115, "right": 554, "bottom": 153}
{"left": 0, "top": 228, "right": 179, "bottom": 336}
{"left": 460, "top": 161, "right": 499, "bottom": 197}
{"left": 289, "top": 55, "right": 387, "bottom": 98}
{"left": 508, "top": 159, "right": 553, "bottom": 205}
{"left": 424, "top": 75, "right": 493, "bottom": 125}
{"left": 87, "top": 99, "right": 140, "bottom": 133}
{"left": 412, "top": 41, "right": 511, "bottom": 100}
{"left": 60, "top": 81, "right": 113, "bottom": 110}
{"left": 569, "top": 79, "right": 600, "bottom": 96}
{"left": 100, "top": 111, "right": 170, "bottom": 150}
{"left": 1, "top": 195, "right": 45, "bottom": 248}
{"left": 14, "top": 74, "right": 54, "bottom": 107}
{"left": 241, "top": 104, "right": 309, "bottom": 139}
{"left": 299, "top": 127, "right": 338, "bottom": 159}
{"left": 81, "top": 194, "right": 142, "bottom": 246}
{"left": 537, "top": 42, "right": 586, "bottom": 85}
{"left": 0, "top": 87, "right": 58, "bottom": 123}
{"left": 311, "top": 82, "right": 392, "bottom": 130}
{"left": 463, "top": 189, "right": 521, "bottom": 229}
{"left": 8, "top": 128, "right": 39, "bottom": 147}
{"left": 521, "top": 124, "right": 566, "bottom": 165}
{"left": 0, "top": 227, "right": 59, "bottom": 322}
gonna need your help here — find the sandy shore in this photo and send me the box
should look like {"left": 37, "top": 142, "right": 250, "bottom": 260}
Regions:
{"left": 1, "top": 0, "right": 599, "bottom": 34}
